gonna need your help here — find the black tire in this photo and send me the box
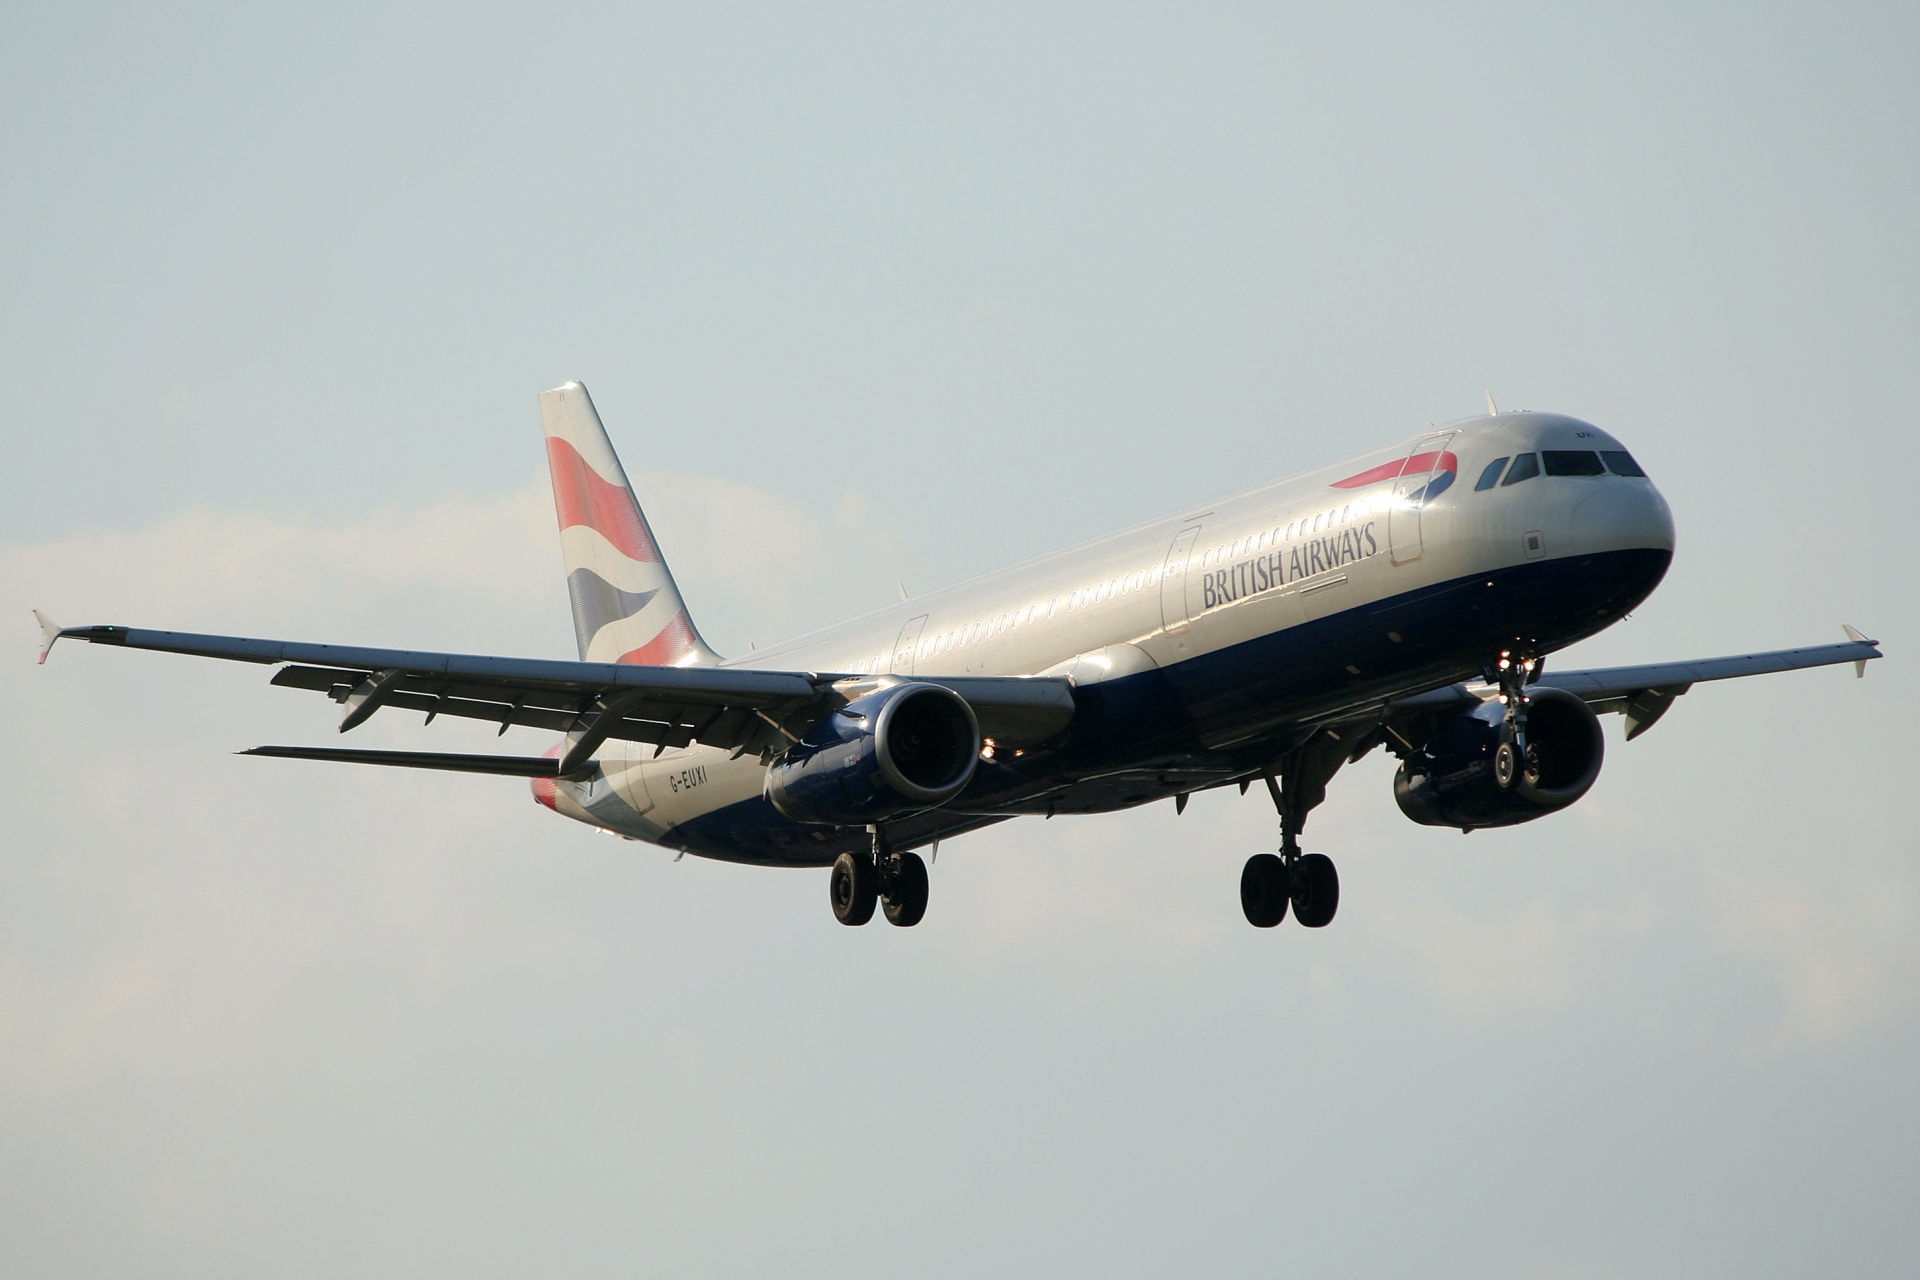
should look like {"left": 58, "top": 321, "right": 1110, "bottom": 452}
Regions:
{"left": 1240, "top": 853, "right": 1290, "bottom": 928}
{"left": 882, "top": 851, "right": 930, "bottom": 927}
{"left": 830, "top": 851, "right": 877, "bottom": 926}
{"left": 1494, "top": 740, "right": 1517, "bottom": 789}
{"left": 1291, "top": 853, "right": 1339, "bottom": 928}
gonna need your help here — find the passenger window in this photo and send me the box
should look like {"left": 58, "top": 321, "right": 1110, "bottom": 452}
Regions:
{"left": 1475, "top": 457, "right": 1510, "bottom": 490}
{"left": 1601, "top": 450, "right": 1647, "bottom": 477}
{"left": 1543, "top": 450, "right": 1605, "bottom": 476}
{"left": 1502, "top": 453, "right": 1540, "bottom": 485}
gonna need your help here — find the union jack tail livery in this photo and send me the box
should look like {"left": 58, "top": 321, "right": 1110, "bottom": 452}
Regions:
{"left": 538, "top": 382, "right": 719, "bottom": 667}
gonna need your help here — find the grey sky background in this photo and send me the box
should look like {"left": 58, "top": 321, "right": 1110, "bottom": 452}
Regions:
{"left": 3, "top": 3, "right": 1917, "bottom": 1276}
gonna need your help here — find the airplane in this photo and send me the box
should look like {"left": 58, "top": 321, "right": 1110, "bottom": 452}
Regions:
{"left": 36, "top": 382, "right": 1883, "bottom": 929}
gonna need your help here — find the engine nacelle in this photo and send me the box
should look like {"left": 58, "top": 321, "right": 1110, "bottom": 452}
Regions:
{"left": 766, "top": 682, "right": 981, "bottom": 826}
{"left": 1394, "top": 685, "right": 1605, "bottom": 829}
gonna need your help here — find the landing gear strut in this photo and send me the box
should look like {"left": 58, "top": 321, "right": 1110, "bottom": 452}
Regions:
{"left": 1488, "top": 649, "right": 1541, "bottom": 790}
{"left": 1240, "top": 732, "right": 1345, "bottom": 929}
{"left": 830, "top": 826, "right": 930, "bottom": 927}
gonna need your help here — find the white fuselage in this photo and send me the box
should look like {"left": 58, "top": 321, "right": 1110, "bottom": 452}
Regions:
{"left": 547, "top": 411, "right": 1674, "bottom": 857}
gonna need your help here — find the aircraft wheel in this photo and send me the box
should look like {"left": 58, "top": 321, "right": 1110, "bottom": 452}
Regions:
{"left": 881, "top": 851, "right": 930, "bottom": 927}
{"left": 1291, "top": 853, "right": 1339, "bottom": 928}
{"left": 1240, "top": 853, "right": 1290, "bottom": 928}
{"left": 830, "top": 851, "right": 878, "bottom": 926}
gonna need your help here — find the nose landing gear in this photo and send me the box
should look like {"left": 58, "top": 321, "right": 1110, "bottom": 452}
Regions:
{"left": 1488, "top": 649, "right": 1543, "bottom": 791}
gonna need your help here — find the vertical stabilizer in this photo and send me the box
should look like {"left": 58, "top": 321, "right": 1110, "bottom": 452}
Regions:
{"left": 539, "top": 382, "right": 721, "bottom": 667}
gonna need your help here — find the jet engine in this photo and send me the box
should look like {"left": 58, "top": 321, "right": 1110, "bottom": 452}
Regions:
{"left": 1393, "top": 685, "right": 1605, "bottom": 829}
{"left": 766, "top": 682, "right": 981, "bottom": 826}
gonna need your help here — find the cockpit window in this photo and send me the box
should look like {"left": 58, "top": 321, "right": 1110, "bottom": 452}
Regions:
{"left": 1543, "top": 450, "right": 1605, "bottom": 476}
{"left": 1501, "top": 452, "right": 1539, "bottom": 486}
{"left": 1475, "top": 457, "right": 1510, "bottom": 491}
{"left": 1601, "top": 450, "right": 1647, "bottom": 477}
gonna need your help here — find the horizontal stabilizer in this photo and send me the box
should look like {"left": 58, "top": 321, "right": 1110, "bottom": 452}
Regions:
{"left": 241, "top": 746, "right": 563, "bottom": 776}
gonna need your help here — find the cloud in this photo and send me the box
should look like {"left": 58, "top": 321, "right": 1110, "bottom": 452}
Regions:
{"left": 1363, "top": 871, "right": 1665, "bottom": 1022}
{"left": 1702, "top": 856, "right": 1920, "bottom": 1050}
{"left": 0, "top": 471, "right": 910, "bottom": 1099}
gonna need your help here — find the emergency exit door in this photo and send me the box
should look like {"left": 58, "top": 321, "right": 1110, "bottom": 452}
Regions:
{"left": 1387, "top": 431, "right": 1458, "bottom": 565}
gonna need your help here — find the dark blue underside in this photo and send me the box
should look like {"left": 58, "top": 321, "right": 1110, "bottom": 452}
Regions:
{"left": 662, "top": 547, "right": 1672, "bottom": 867}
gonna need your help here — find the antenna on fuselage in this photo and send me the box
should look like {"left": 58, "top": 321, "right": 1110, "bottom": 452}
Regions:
{"left": 1485, "top": 390, "right": 1499, "bottom": 416}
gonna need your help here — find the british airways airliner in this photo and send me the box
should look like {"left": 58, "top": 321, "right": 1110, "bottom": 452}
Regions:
{"left": 36, "top": 383, "right": 1882, "bottom": 929}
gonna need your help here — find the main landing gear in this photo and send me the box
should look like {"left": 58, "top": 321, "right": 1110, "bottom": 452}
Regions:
{"left": 829, "top": 826, "right": 929, "bottom": 927}
{"left": 1240, "top": 732, "right": 1347, "bottom": 929}
{"left": 1239, "top": 850, "right": 1338, "bottom": 929}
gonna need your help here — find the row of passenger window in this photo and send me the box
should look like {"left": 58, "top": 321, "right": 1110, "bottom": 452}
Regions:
{"left": 921, "top": 597, "right": 1049, "bottom": 662}
{"left": 915, "top": 546, "right": 1182, "bottom": 664}
{"left": 906, "top": 492, "right": 1381, "bottom": 666}
{"left": 1473, "top": 449, "right": 1647, "bottom": 490}
{"left": 1200, "top": 497, "right": 1369, "bottom": 572}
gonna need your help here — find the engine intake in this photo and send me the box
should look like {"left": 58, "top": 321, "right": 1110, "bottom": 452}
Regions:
{"left": 766, "top": 682, "right": 981, "bottom": 826}
{"left": 1394, "top": 685, "right": 1605, "bottom": 829}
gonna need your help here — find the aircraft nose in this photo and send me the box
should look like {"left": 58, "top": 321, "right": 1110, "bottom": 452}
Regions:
{"left": 1571, "top": 479, "right": 1675, "bottom": 554}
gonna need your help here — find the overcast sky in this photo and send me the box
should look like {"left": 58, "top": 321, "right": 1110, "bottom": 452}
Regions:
{"left": 3, "top": 3, "right": 1917, "bottom": 1276}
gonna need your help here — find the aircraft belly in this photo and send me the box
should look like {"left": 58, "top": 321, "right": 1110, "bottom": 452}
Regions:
{"left": 1162, "top": 547, "right": 1672, "bottom": 748}
{"left": 665, "top": 795, "right": 1013, "bottom": 867}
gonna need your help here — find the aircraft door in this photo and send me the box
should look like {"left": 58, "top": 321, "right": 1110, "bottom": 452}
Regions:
{"left": 1160, "top": 526, "right": 1203, "bottom": 635}
{"left": 890, "top": 614, "right": 929, "bottom": 675}
{"left": 1388, "top": 431, "right": 1458, "bottom": 565}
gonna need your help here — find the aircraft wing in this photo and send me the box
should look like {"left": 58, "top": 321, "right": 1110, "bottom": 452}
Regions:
{"left": 1531, "top": 628, "right": 1882, "bottom": 739}
{"left": 1369, "top": 627, "right": 1883, "bottom": 747}
{"left": 35, "top": 617, "right": 1075, "bottom": 774}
